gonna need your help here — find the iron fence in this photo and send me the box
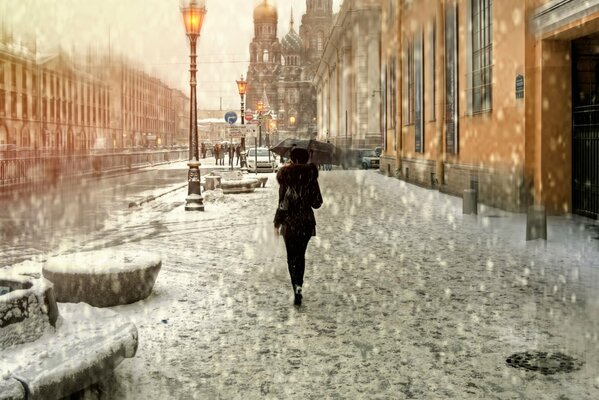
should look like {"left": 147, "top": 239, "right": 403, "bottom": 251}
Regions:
{"left": 0, "top": 150, "right": 188, "bottom": 189}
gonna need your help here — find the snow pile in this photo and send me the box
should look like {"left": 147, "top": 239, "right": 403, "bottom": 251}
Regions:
{"left": 0, "top": 274, "right": 56, "bottom": 351}
{"left": 0, "top": 303, "right": 137, "bottom": 399}
{"left": 45, "top": 250, "right": 161, "bottom": 275}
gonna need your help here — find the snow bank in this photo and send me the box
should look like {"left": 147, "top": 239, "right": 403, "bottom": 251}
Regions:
{"left": 44, "top": 250, "right": 161, "bottom": 275}
{"left": 43, "top": 249, "right": 162, "bottom": 307}
{"left": 0, "top": 303, "right": 137, "bottom": 399}
{"left": 0, "top": 274, "right": 58, "bottom": 351}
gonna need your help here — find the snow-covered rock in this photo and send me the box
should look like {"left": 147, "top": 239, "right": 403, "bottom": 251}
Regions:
{"left": 0, "top": 377, "right": 25, "bottom": 400}
{"left": 0, "top": 274, "right": 58, "bottom": 351}
{"left": 43, "top": 249, "right": 161, "bottom": 307}
{"left": 1, "top": 303, "right": 137, "bottom": 400}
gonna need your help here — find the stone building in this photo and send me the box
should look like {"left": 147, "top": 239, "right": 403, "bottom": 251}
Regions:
{"left": 312, "top": 0, "right": 382, "bottom": 149}
{"left": 0, "top": 33, "right": 111, "bottom": 153}
{"left": 0, "top": 31, "right": 186, "bottom": 154}
{"left": 0, "top": 33, "right": 40, "bottom": 149}
{"left": 172, "top": 89, "right": 190, "bottom": 147}
{"left": 94, "top": 55, "right": 177, "bottom": 149}
{"left": 378, "top": 0, "right": 599, "bottom": 218}
{"left": 246, "top": 0, "right": 334, "bottom": 139}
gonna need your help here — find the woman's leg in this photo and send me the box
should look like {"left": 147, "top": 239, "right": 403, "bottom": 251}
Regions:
{"left": 283, "top": 232, "right": 311, "bottom": 288}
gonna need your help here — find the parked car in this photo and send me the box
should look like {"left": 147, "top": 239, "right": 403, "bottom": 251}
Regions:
{"left": 341, "top": 148, "right": 380, "bottom": 169}
{"left": 360, "top": 149, "right": 380, "bottom": 170}
{"left": 246, "top": 147, "right": 279, "bottom": 173}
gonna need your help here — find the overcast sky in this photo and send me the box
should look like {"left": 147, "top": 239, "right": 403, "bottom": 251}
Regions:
{"left": 2, "top": 0, "right": 342, "bottom": 111}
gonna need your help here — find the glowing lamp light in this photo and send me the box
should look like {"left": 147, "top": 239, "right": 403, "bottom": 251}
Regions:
{"left": 236, "top": 74, "right": 248, "bottom": 96}
{"left": 180, "top": 0, "right": 207, "bottom": 37}
{"left": 289, "top": 116, "right": 296, "bottom": 125}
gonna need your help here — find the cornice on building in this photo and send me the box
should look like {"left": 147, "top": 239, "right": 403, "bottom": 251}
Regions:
{"left": 532, "top": 0, "right": 599, "bottom": 37}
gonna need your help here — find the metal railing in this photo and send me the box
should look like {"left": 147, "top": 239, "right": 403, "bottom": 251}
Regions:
{"left": 0, "top": 149, "right": 188, "bottom": 189}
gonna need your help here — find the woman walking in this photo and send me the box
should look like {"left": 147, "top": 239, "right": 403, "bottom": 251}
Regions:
{"left": 274, "top": 148, "right": 323, "bottom": 306}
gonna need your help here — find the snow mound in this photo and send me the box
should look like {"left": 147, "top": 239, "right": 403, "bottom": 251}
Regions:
{"left": 43, "top": 249, "right": 162, "bottom": 307}
{"left": 0, "top": 302, "right": 137, "bottom": 399}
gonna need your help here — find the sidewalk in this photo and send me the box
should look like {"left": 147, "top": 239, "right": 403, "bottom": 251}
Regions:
{"left": 4, "top": 169, "right": 599, "bottom": 399}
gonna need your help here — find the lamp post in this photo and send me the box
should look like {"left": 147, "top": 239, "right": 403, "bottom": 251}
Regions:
{"left": 180, "top": 0, "right": 206, "bottom": 211}
{"left": 236, "top": 74, "right": 247, "bottom": 151}
{"left": 257, "top": 100, "right": 264, "bottom": 147}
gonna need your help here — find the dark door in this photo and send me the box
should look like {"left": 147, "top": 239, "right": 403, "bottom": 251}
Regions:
{"left": 572, "top": 38, "right": 599, "bottom": 218}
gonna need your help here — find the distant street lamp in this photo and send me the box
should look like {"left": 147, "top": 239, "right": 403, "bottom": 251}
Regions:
{"left": 257, "top": 100, "right": 264, "bottom": 147}
{"left": 236, "top": 74, "right": 247, "bottom": 151}
{"left": 180, "top": 0, "right": 206, "bottom": 211}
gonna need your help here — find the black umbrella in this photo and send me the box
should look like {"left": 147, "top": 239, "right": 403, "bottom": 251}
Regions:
{"left": 270, "top": 138, "right": 340, "bottom": 164}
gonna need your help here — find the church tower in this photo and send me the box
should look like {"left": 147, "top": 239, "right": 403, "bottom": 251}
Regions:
{"left": 300, "top": 0, "right": 334, "bottom": 71}
{"left": 246, "top": 0, "right": 281, "bottom": 113}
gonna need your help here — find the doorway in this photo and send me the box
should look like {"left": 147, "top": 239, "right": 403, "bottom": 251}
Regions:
{"left": 572, "top": 35, "right": 599, "bottom": 218}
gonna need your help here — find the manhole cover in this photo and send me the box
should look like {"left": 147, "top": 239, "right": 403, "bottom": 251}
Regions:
{"left": 506, "top": 351, "right": 583, "bottom": 375}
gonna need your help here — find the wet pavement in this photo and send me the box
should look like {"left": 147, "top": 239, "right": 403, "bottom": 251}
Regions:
{"left": 37, "top": 167, "right": 598, "bottom": 399}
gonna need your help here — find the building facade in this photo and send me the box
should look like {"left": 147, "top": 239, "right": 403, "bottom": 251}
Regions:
{"left": 246, "top": 0, "right": 334, "bottom": 139}
{"left": 378, "top": 0, "right": 599, "bottom": 218}
{"left": 313, "top": 0, "right": 382, "bottom": 149}
{"left": 173, "top": 89, "right": 190, "bottom": 147}
{"left": 0, "top": 34, "right": 39, "bottom": 150}
{"left": 0, "top": 34, "right": 111, "bottom": 153}
{"left": 1, "top": 32, "right": 187, "bottom": 155}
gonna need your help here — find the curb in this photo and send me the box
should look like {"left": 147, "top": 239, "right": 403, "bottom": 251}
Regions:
{"left": 128, "top": 183, "right": 188, "bottom": 208}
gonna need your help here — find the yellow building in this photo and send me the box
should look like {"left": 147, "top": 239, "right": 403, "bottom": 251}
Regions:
{"left": 380, "top": 0, "right": 599, "bottom": 218}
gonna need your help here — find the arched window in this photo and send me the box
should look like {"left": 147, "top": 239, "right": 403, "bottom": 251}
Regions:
{"left": 263, "top": 50, "right": 269, "bottom": 63}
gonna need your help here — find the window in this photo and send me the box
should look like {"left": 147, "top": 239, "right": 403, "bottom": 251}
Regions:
{"left": 0, "top": 89, "right": 5, "bottom": 116}
{"left": 390, "top": 57, "right": 397, "bottom": 130}
{"left": 445, "top": 1, "right": 459, "bottom": 154}
{"left": 22, "top": 69, "right": 27, "bottom": 91}
{"left": 33, "top": 96, "right": 38, "bottom": 119}
{"left": 0, "top": 62, "right": 4, "bottom": 87}
{"left": 414, "top": 32, "right": 424, "bottom": 153}
{"left": 317, "top": 32, "right": 324, "bottom": 51}
{"left": 403, "top": 38, "right": 415, "bottom": 126}
{"left": 21, "top": 129, "right": 29, "bottom": 147}
{"left": 11, "top": 92, "right": 17, "bottom": 117}
{"left": 22, "top": 94, "right": 28, "bottom": 119}
{"left": 428, "top": 21, "right": 436, "bottom": 121}
{"left": 11, "top": 64, "right": 16, "bottom": 87}
{"left": 471, "top": 0, "right": 493, "bottom": 113}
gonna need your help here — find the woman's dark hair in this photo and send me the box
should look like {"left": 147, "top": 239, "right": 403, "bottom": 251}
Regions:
{"left": 290, "top": 148, "right": 310, "bottom": 164}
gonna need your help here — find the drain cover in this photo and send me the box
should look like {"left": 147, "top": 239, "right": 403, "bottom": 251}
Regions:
{"left": 506, "top": 351, "right": 583, "bottom": 375}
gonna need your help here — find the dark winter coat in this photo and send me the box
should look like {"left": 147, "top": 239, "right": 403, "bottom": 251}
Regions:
{"left": 273, "top": 163, "right": 323, "bottom": 236}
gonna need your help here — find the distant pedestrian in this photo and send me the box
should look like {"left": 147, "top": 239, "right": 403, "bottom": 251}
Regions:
{"left": 273, "top": 147, "right": 323, "bottom": 306}
{"left": 201, "top": 143, "right": 207, "bottom": 159}
{"left": 213, "top": 144, "right": 220, "bottom": 163}
{"left": 235, "top": 144, "right": 241, "bottom": 166}
{"left": 220, "top": 144, "right": 226, "bottom": 165}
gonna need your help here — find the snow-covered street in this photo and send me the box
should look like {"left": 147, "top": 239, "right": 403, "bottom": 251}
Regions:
{"left": 6, "top": 166, "right": 599, "bottom": 399}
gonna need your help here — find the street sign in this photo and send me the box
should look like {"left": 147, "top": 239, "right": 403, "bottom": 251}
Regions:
{"left": 245, "top": 112, "right": 253, "bottom": 122}
{"left": 224, "top": 111, "right": 237, "bottom": 124}
{"left": 228, "top": 126, "right": 247, "bottom": 138}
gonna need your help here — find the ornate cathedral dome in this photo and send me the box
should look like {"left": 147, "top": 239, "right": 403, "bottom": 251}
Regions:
{"left": 253, "top": 0, "right": 277, "bottom": 22}
{"left": 282, "top": 28, "right": 302, "bottom": 53}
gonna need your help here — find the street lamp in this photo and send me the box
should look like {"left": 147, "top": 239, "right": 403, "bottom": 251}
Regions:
{"left": 180, "top": 0, "right": 206, "bottom": 211}
{"left": 236, "top": 74, "right": 247, "bottom": 151}
{"left": 257, "top": 100, "right": 264, "bottom": 147}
